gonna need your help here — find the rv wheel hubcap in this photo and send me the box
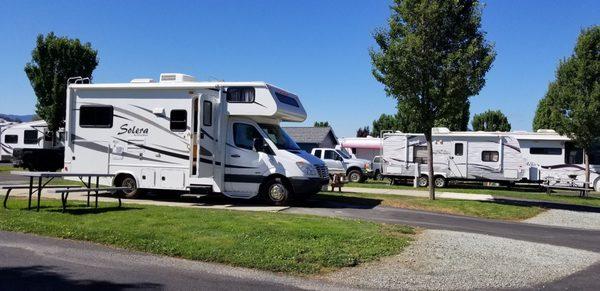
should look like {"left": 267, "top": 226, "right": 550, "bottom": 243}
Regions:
{"left": 418, "top": 177, "right": 428, "bottom": 187}
{"left": 123, "top": 178, "right": 136, "bottom": 194}
{"left": 270, "top": 184, "right": 285, "bottom": 201}
{"left": 435, "top": 178, "right": 445, "bottom": 187}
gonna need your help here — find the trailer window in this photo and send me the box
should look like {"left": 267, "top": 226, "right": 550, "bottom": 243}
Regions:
{"left": 4, "top": 135, "right": 17, "bottom": 144}
{"left": 275, "top": 92, "right": 299, "bottom": 107}
{"left": 79, "top": 106, "right": 113, "bottom": 128}
{"left": 313, "top": 150, "right": 322, "bottom": 159}
{"left": 413, "top": 146, "right": 428, "bottom": 164}
{"left": 227, "top": 87, "right": 255, "bottom": 103}
{"left": 24, "top": 130, "right": 38, "bottom": 144}
{"left": 203, "top": 101, "right": 212, "bottom": 126}
{"left": 482, "top": 151, "right": 499, "bottom": 162}
{"left": 564, "top": 142, "right": 583, "bottom": 164}
{"left": 170, "top": 110, "right": 188, "bottom": 132}
{"left": 530, "top": 147, "right": 562, "bottom": 155}
{"left": 454, "top": 143, "right": 464, "bottom": 156}
{"left": 233, "top": 123, "right": 263, "bottom": 150}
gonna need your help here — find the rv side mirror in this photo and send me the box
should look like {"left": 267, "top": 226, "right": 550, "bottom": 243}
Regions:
{"left": 253, "top": 138, "right": 267, "bottom": 153}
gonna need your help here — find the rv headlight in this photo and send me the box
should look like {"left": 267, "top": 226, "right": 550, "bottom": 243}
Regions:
{"left": 296, "top": 162, "right": 318, "bottom": 177}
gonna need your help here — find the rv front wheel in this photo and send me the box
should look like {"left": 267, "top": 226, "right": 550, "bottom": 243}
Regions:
{"left": 118, "top": 176, "right": 142, "bottom": 199}
{"left": 417, "top": 176, "right": 429, "bottom": 187}
{"left": 263, "top": 178, "right": 290, "bottom": 206}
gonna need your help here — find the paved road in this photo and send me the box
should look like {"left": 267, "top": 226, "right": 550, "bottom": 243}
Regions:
{"left": 0, "top": 231, "right": 347, "bottom": 291}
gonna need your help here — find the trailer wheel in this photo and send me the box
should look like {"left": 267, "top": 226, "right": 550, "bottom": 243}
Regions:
{"left": 263, "top": 178, "right": 290, "bottom": 206}
{"left": 116, "top": 175, "right": 143, "bottom": 199}
{"left": 434, "top": 176, "right": 446, "bottom": 188}
{"left": 348, "top": 169, "right": 363, "bottom": 183}
{"left": 375, "top": 170, "right": 383, "bottom": 181}
{"left": 417, "top": 175, "right": 429, "bottom": 187}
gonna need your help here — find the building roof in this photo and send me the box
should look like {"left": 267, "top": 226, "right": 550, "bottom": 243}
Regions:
{"left": 283, "top": 126, "right": 338, "bottom": 144}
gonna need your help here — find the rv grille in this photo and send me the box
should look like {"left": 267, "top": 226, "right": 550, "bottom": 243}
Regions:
{"left": 316, "top": 165, "right": 329, "bottom": 179}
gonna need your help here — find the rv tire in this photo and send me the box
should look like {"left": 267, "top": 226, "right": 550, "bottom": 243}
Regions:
{"left": 434, "top": 176, "right": 446, "bottom": 188}
{"left": 116, "top": 175, "right": 143, "bottom": 199}
{"left": 417, "top": 175, "right": 429, "bottom": 187}
{"left": 262, "top": 178, "right": 290, "bottom": 206}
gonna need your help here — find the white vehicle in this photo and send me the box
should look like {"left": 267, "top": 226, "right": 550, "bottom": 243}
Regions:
{"left": 0, "top": 121, "right": 16, "bottom": 161}
{"left": 338, "top": 136, "right": 382, "bottom": 161}
{"left": 0, "top": 120, "right": 64, "bottom": 169}
{"left": 310, "top": 147, "right": 372, "bottom": 182}
{"left": 382, "top": 127, "right": 600, "bottom": 190}
{"left": 63, "top": 73, "right": 329, "bottom": 205}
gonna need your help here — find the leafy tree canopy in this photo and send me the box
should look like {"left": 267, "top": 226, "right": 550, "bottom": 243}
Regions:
{"left": 313, "top": 121, "right": 330, "bottom": 127}
{"left": 356, "top": 126, "right": 371, "bottom": 137}
{"left": 25, "top": 32, "right": 98, "bottom": 131}
{"left": 472, "top": 109, "right": 511, "bottom": 132}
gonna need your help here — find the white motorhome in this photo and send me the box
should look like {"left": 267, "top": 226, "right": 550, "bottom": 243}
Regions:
{"left": 63, "top": 73, "right": 329, "bottom": 205}
{"left": 382, "top": 128, "right": 600, "bottom": 191}
{"left": 1, "top": 120, "right": 64, "bottom": 167}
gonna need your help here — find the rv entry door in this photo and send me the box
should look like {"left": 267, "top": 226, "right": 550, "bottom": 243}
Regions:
{"left": 194, "top": 93, "right": 218, "bottom": 184}
{"left": 449, "top": 141, "right": 467, "bottom": 178}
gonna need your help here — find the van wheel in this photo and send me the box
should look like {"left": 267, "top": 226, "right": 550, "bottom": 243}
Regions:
{"left": 118, "top": 176, "right": 142, "bottom": 199}
{"left": 348, "top": 170, "right": 363, "bottom": 183}
{"left": 417, "top": 176, "right": 429, "bottom": 187}
{"left": 434, "top": 176, "right": 446, "bottom": 188}
{"left": 263, "top": 178, "right": 290, "bottom": 206}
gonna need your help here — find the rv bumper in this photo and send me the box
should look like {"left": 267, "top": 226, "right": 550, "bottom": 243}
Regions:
{"left": 289, "top": 177, "right": 329, "bottom": 195}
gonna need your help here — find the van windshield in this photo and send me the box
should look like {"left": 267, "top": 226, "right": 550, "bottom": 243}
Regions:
{"left": 258, "top": 123, "right": 301, "bottom": 151}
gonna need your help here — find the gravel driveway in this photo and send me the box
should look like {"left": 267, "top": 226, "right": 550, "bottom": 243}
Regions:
{"left": 524, "top": 209, "right": 600, "bottom": 230}
{"left": 322, "top": 230, "right": 600, "bottom": 290}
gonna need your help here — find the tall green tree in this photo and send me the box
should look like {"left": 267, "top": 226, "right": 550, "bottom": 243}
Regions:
{"left": 371, "top": 113, "right": 400, "bottom": 137}
{"left": 472, "top": 109, "right": 511, "bottom": 131}
{"left": 532, "top": 26, "right": 600, "bottom": 187}
{"left": 25, "top": 32, "right": 99, "bottom": 131}
{"left": 356, "top": 126, "right": 371, "bottom": 137}
{"left": 313, "top": 121, "right": 330, "bottom": 127}
{"left": 371, "top": 0, "right": 495, "bottom": 199}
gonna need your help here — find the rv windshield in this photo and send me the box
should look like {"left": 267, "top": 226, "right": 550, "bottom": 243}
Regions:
{"left": 258, "top": 123, "right": 301, "bottom": 151}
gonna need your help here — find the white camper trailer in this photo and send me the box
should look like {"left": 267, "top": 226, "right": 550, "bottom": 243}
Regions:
{"left": 381, "top": 128, "right": 600, "bottom": 191}
{"left": 63, "top": 73, "right": 329, "bottom": 205}
{"left": 0, "top": 120, "right": 64, "bottom": 169}
{"left": 0, "top": 120, "right": 16, "bottom": 161}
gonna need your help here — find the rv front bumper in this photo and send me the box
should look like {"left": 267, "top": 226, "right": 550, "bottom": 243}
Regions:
{"left": 289, "top": 177, "right": 329, "bottom": 195}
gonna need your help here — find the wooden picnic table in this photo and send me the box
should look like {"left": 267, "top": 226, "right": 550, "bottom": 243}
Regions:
{"left": 8, "top": 171, "right": 116, "bottom": 211}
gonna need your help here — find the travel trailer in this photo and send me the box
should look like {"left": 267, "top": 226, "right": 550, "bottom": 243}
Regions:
{"left": 63, "top": 73, "right": 329, "bottom": 205}
{"left": 381, "top": 128, "right": 600, "bottom": 191}
{"left": 338, "top": 136, "right": 382, "bottom": 160}
{"left": 0, "top": 120, "right": 16, "bottom": 161}
{"left": 0, "top": 120, "right": 64, "bottom": 169}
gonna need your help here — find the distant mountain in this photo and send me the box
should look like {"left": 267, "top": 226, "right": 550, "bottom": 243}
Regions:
{"left": 0, "top": 114, "right": 35, "bottom": 123}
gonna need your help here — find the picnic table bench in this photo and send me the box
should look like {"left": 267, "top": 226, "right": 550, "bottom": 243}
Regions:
{"left": 2, "top": 184, "right": 82, "bottom": 208}
{"left": 51, "top": 187, "right": 129, "bottom": 212}
{"left": 542, "top": 178, "right": 593, "bottom": 197}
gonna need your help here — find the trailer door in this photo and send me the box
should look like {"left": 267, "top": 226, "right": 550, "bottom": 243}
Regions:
{"left": 449, "top": 141, "right": 467, "bottom": 178}
{"left": 194, "top": 93, "right": 218, "bottom": 185}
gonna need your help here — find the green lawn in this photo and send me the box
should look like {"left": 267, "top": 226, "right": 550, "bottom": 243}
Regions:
{"left": 0, "top": 197, "right": 414, "bottom": 275}
{"left": 347, "top": 180, "right": 600, "bottom": 208}
{"left": 316, "top": 191, "right": 544, "bottom": 220}
{"left": 0, "top": 164, "right": 20, "bottom": 172}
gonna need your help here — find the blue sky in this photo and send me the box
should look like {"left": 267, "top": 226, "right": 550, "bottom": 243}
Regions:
{"left": 0, "top": 0, "right": 598, "bottom": 137}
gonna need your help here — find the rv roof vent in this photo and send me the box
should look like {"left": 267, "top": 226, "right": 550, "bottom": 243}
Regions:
{"left": 536, "top": 129, "right": 557, "bottom": 133}
{"left": 159, "top": 73, "right": 197, "bottom": 83}
{"left": 130, "top": 78, "right": 155, "bottom": 83}
{"left": 432, "top": 127, "right": 450, "bottom": 134}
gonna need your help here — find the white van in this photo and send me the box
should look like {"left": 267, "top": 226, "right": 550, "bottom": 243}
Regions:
{"left": 63, "top": 73, "right": 329, "bottom": 205}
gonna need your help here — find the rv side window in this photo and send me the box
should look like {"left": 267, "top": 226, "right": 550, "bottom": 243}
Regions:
{"left": 170, "top": 110, "right": 188, "bottom": 132}
{"left": 233, "top": 123, "right": 262, "bottom": 150}
{"left": 203, "top": 101, "right": 212, "bottom": 126}
{"left": 24, "top": 130, "right": 38, "bottom": 144}
{"left": 227, "top": 87, "right": 255, "bottom": 103}
{"left": 529, "top": 147, "right": 562, "bottom": 155}
{"left": 79, "top": 106, "right": 113, "bottom": 128}
{"left": 4, "top": 135, "right": 17, "bottom": 144}
{"left": 413, "top": 146, "right": 428, "bottom": 164}
{"left": 454, "top": 143, "right": 464, "bottom": 156}
{"left": 313, "top": 150, "right": 322, "bottom": 158}
{"left": 482, "top": 151, "right": 499, "bottom": 162}
{"left": 275, "top": 92, "right": 299, "bottom": 107}
{"left": 564, "top": 142, "right": 583, "bottom": 164}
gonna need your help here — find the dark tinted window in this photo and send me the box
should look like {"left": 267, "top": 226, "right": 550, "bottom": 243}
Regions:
{"left": 455, "top": 143, "right": 464, "bottom": 156}
{"left": 227, "top": 87, "right": 255, "bottom": 103}
{"left": 44, "top": 132, "right": 53, "bottom": 142}
{"left": 24, "top": 130, "right": 38, "bottom": 144}
{"left": 79, "top": 106, "right": 113, "bottom": 128}
{"left": 203, "top": 101, "right": 212, "bottom": 126}
{"left": 4, "top": 135, "right": 17, "bottom": 144}
{"left": 413, "top": 146, "right": 428, "bottom": 163}
{"left": 482, "top": 151, "right": 499, "bottom": 162}
{"left": 313, "top": 150, "right": 322, "bottom": 158}
{"left": 233, "top": 123, "right": 262, "bottom": 150}
{"left": 275, "top": 92, "right": 299, "bottom": 107}
{"left": 530, "top": 147, "right": 562, "bottom": 155}
{"left": 373, "top": 157, "right": 381, "bottom": 163}
{"left": 170, "top": 110, "right": 187, "bottom": 132}
{"left": 323, "top": 150, "right": 339, "bottom": 160}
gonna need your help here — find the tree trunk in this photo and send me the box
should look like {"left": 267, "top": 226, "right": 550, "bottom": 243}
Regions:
{"left": 584, "top": 149, "right": 590, "bottom": 189}
{"left": 425, "top": 132, "right": 435, "bottom": 200}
